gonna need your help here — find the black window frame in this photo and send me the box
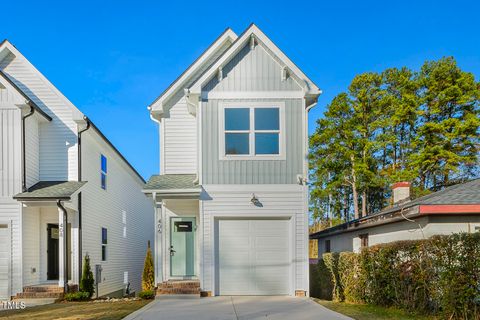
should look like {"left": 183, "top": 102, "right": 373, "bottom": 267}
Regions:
{"left": 101, "top": 227, "right": 107, "bottom": 261}
{"left": 325, "top": 239, "right": 331, "bottom": 253}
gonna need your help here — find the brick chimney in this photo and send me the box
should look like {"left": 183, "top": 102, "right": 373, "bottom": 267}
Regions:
{"left": 392, "top": 182, "right": 411, "bottom": 204}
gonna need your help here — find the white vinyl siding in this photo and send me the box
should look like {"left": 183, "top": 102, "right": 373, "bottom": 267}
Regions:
{"left": 0, "top": 52, "right": 79, "bottom": 181}
{"left": 81, "top": 130, "right": 153, "bottom": 296}
{"left": 162, "top": 100, "right": 197, "bottom": 174}
{"left": 201, "top": 184, "right": 308, "bottom": 296}
{"left": 22, "top": 207, "right": 41, "bottom": 286}
{"left": 0, "top": 222, "right": 11, "bottom": 300}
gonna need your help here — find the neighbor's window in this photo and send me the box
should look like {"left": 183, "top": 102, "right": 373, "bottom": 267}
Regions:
{"left": 223, "top": 106, "right": 281, "bottom": 157}
{"left": 101, "top": 227, "right": 107, "bottom": 261}
{"left": 100, "top": 155, "right": 107, "bottom": 190}
{"left": 325, "top": 240, "right": 331, "bottom": 253}
{"left": 359, "top": 234, "right": 369, "bottom": 248}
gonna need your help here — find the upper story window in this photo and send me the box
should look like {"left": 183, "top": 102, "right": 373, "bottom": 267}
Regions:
{"left": 100, "top": 155, "right": 107, "bottom": 190}
{"left": 220, "top": 103, "right": 285, "bottom": 160}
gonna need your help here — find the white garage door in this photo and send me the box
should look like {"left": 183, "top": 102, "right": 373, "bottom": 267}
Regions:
{"left": 217, "top": 219, "right": 290, "bottom": 295}
{"left": 0, "top": 223, "right": 10, "bottom": 300}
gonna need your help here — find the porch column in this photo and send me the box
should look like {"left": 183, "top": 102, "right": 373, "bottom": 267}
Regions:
{"left": 154, "top": 201, "right": 163, "bottom": 285}
{"left": 58, "top": 204, "right": 66, "bottom": 289}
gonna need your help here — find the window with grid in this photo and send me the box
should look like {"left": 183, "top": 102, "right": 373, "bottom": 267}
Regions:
{"left": 223, "top": 106, "right": 281, "bottom": 157}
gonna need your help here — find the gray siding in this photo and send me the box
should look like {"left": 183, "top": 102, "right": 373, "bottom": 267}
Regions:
{"left": 203, "top": 43, "right": 302, "bottom": 92}
{"left": 202, "top": 99, "right": 303, "bottom": 184}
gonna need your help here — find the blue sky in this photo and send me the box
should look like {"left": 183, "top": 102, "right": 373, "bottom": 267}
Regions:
{"left": 2, "top": 0, "right": 479, "bottom": 179}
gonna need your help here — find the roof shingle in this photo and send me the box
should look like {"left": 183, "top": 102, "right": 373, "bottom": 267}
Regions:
{"left": 13, "top": 181, "right": 87, "bottom": 200}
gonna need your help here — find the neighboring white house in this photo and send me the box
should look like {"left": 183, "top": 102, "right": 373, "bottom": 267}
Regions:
{"left": 143, "top": 24, "right": 321, "bottom": 297}
{"left": 310, "top": 180, "right": 480, "bottom": 257}
{"left": 0, "top": 40, "right": 154, "bottom": 301}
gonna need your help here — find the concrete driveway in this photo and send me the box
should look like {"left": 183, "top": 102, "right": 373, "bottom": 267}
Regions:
{"left": 124, "top": 296, "right": 351, "bottom": 320}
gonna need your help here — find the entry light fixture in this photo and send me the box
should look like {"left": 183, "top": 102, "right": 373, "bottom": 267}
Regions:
{"left": 251, "top": 193, "right": 262, "bottom": 207}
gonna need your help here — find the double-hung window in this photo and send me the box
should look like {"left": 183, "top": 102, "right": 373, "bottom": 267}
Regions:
{"left": 101, "top": 227, "right": 107, "bottom": 261}
{"left": 221, "top": 103, "right": 284, "bottom": 159}
{"left": 100, "top": 155, "right": 107, "bottom": 190}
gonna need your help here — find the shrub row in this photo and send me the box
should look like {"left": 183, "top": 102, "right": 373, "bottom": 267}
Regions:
{"left": 310, "top": 232, "right": 480, "bottom": 319}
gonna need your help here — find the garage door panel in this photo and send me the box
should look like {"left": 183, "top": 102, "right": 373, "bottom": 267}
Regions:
{"left": 218, "top": 218, "right": 290, "bottom": 295}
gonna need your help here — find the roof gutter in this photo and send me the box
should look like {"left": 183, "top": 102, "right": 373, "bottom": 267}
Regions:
{"left": 77, "top": 116, "right": 91, "bottom": 283}
{"left": 56, "top": 200, "right": 69, "bottom": 293}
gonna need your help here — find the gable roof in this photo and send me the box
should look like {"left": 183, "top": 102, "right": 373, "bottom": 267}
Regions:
{"left": 0, "top": 39, "right": 145, "bottom": 184}
{"left": 189, "top": 24, "right": 321, "bottom": 97}
{"left": 310, "top": 179, "right": 480, "bottom": 239}
{"left": 0, "top": 69, "right": 52, "bottom": 121}
{"left": 149, "top": 28, "right": 237, "bottom": 113}
{"left": 13, "top": 181, "right": 87, "bottom": 201}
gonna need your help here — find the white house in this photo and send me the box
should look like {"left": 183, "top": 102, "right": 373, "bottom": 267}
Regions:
{"left": 310, "top": 180, "right": 480, "bottom": 257}
{"left": 143, "top": 24, "right": 321, "bottom": 297}
{"left": 0, "top": 40, "right": 154, "bottom": 301}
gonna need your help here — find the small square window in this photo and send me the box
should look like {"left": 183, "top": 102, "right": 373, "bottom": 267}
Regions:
{"left": 225, "top": 133, "right": 249, "bottom": 155}
{"left": 225, "top": 108, "right": 249, "bottom": 130}
{"left": 359, "top": 234, "right": 369, "bottom": 248}
{"left": 255, "top": 133, "right": 279, "bottom": 155}
{"left": 255, "top": 108, "right": 279, "bottom": 130}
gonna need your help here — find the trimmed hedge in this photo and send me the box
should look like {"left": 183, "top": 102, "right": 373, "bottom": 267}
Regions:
{"left": 310, "top": 232, "right": 480, "bottom": 319}
{"left": 64, "top": 291, "right": 90, "bottom": 301}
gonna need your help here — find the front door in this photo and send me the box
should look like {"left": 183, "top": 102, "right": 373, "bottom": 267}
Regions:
{"left": 47, "top": 224, "right": 59, "bottom": 280}
{"left": 170, "top": 217, "right": 195, "bottom": 277}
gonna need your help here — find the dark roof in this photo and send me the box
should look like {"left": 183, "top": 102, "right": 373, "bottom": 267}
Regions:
{"left": 310, "top": 179, "right": 480, "bottom": 239}
{"left": 13, "top": 181, "right": 87, "bottom": 201}
{"left": 144, "top": 174, "right": 199, "bottom": 191}
{"left": 0, "top": 70, "right": 52, "bottom": 121}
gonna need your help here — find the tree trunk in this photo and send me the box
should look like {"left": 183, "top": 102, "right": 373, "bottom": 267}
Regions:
{"left": 361, "top": 191, "right": 367, "bottom": 217}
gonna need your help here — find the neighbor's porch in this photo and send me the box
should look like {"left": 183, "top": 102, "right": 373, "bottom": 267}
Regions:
{"left": 13, "top": 181, "right": 86, "bottom": 295}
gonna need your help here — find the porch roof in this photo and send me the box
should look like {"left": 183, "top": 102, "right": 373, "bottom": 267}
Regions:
{"left": 13, "top": 181, "right": 87, "bottom": 201}
{"left": 143, "top": 174, "right": 200, "bottom": 194}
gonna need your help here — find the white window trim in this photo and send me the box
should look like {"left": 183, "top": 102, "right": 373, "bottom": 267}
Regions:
{"left": 218, "top": 101, "right": 286, "bottom": 160}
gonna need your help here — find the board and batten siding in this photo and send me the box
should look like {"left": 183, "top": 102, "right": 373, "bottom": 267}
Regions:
{"left": 0, "top": 105, "right": 23, "bottom": 296}
{"left": 162, "top": 100, "right": 197, "bottom": 174}
{"left": 0, "top": 52, "right": 79, "bottom": 182}
{"left": 200, "top": 185, "right": 309, "bottom": 295}
{"left": 203, "top": 43, "right": 302, "bottom": 92}
{"left": 201, "top": 99, "right": 303, "bottom": 184}
{"left": 25, "top": 116, "right": 40, "bottom": 188}
{"left": 81, "top": 129, "right": 153, "bottom": 296}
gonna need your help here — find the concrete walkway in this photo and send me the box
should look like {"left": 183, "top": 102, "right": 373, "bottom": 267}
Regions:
{"left": 124, "top": 295, "right": 351, "bottom": 320}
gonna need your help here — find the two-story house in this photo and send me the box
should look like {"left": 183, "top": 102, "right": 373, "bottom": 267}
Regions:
{"left": 143, "top": 24, "right": 321, "bottom": 297}
{"left": 0, "top": 40, "right": 153, "bottom": 301}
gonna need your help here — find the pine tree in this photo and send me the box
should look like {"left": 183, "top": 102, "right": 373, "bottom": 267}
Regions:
{"left": 142, "top": 241, "right": 155, "bottom": 291}
{"left": 80, "top": 254, "right": 95, "bottom": 297}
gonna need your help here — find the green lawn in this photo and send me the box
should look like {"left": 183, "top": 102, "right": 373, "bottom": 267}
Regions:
{"left": 314, "top": 299, "right": 438, "bottom": 320}
{"left": 0, "top": 300, "right": 150, "bottom": 320}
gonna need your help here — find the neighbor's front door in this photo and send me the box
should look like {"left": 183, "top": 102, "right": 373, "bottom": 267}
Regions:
{"left": 47, "top": 224, "right": 59, "bottom": 280}
{"left": 170, "top": 217, "right": 195, "bottom": 277}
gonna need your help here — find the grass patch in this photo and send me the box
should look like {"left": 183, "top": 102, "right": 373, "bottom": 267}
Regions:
{"left": 0, "top": 299, "right": 150, "bottom": 320}
{"left": 314, "top": 299, "right": 438, "bottom": 320}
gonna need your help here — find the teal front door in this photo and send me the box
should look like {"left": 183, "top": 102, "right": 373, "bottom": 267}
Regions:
{"left": 170, "top": 217, "right": 195, "bottom": 277}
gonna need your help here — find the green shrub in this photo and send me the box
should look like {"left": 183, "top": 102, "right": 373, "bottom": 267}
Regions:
{"left": 310, "top": 259, "right": 333, "bottom": 300}
{"left": 312, "top": 233, "right": 480, "bottom": 319}
{"left": 64, "top": 291, "right": 90, "bottom": 301}
{"left": 80, "top": 254, "right": 95, "bottom": 298}
{"left": 138, "top": 290, "right": 155, "bottom": 300}
{"left": 142, "top": 241, "right": 155, "bottom": 291}
{"left": 338, "top": 252, "right": 365, "bottom": 303}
